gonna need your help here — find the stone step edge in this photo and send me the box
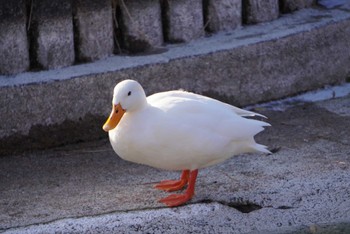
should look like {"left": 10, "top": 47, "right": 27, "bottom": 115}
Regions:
{"left": 1, "top": 7, "right": 349, "bottom": 88}
{"left": 0, "top": 7, "right": 350, "bottom": 155}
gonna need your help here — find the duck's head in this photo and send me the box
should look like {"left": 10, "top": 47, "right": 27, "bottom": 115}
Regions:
{"left": 103, "top": 80, "right": 147, "bottom": 132}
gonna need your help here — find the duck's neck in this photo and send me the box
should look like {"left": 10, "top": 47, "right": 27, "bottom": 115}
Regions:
{"left": 129, "top": 98, "right": 148, "bottom": 113}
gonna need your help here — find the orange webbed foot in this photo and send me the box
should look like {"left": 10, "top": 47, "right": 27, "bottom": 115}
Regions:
{"left": 157, "top": 169, "right": 198, "bottom": 207}
{"left": 154, "top": 180, "right": 187, "bottom": 192}
{"left": 159, "top": 193, "right": 192, "bottom": 207}
{"left": 154, "top": 170, "right": 190, "bottom": 192}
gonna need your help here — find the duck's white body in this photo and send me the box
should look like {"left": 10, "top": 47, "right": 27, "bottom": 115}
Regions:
{"left": 106, "top": 81, "right": 270, "bottom": 171}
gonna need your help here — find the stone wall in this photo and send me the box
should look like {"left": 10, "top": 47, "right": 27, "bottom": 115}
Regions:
{"left": 0, "top": 0, "right": 316, "bottom": 75}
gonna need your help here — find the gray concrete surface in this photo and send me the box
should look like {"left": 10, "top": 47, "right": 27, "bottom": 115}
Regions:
{"left": 118, "top": 0, "right": 163, "bottom": 53}
{"left": 162, "top": 0, "right": 205, "bottom": 42}
{"left": 0, "top": 90, "right": 349, "bottom": 233}
{"left": 204, "top": 0, "right": 242, "bottom": 32}
{"left": 280, "top": 0, "right": 315, "bottom": 13}
{"left": 73, "top": 0, "right": 114, "bottom": 62}
{"left": 0, "top": 0, "right": 318, "bottom": 76}
{"left": 29, "top": 0, "right": 75, "bottom": 69}
{"left": 0, "top": 0, "right": 29, "bottom": 75}
{"left": 318, "top": 0, "right": 349, "bottom": 8}
{"left": 243, "top": 0, "right": 279, "bottom": 24}
{"left": 1, "top": 5, "right": 350, "bottom": 155}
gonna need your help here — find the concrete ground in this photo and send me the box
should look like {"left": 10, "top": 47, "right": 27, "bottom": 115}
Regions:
{"left": 1, "top": 88, "right": 349, "bottom": 233}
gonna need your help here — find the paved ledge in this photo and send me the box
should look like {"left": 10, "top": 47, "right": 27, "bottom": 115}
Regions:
{"left": 1, "top": 6, "right": 350, "bottom": 154}
{"left": 2, "top": 6, "right": 350, "bottom": 87}
{"left": 1, "top": 94, "right": 349, "bottom": 233}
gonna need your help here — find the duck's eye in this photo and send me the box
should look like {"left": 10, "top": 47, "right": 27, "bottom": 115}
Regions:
{"left": 127, "top": 91, "right": 132, "bottom": 96}
{"left": 115, "top": 109, "right": 118, "bottom": 114}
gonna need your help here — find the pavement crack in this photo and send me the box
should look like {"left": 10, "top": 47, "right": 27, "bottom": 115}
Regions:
{"left": 276, "top": 205, "right": 294, "bottom": 210}
{"left": 197, "top": 199, "right": 296, "bottom": 213}
{"left": 227, "top": 202, "right": 262, "bottom": 213}
{"left": 197, "top": 199, "right": 263, "bottom": 213}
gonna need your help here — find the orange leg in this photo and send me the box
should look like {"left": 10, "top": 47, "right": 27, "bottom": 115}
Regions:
{"left": 154, "top": 170, "right": 190, "bottom": 192}
{"left": 159, "top": 169, "right": 198, "bottom": 207}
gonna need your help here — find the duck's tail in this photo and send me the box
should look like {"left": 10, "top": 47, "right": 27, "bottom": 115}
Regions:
{"left": 251, "top": 143, "right": 271, "bottom": 154}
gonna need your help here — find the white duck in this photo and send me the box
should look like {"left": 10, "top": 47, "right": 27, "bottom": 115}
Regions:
{"left": 103, "top": 80, "right": 270, "bottom": 207}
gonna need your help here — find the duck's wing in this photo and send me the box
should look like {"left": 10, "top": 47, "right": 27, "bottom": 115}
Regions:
{"left": 147, "top": 90, "right": 270, "bottom": 141}
{"left": 137, "top": 90, "right": 270, "bottom": 169}
{"left": 147, "top": 90, "right": 266, "bottom": 118}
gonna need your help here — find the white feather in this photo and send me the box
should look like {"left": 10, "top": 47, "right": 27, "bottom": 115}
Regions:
{"left": 108, "top": 80, "right": 270, "bottom": 171}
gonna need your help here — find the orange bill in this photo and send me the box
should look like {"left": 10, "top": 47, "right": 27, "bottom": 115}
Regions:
{"left": 102, "top": 103, "right": 126, "bottom": 132}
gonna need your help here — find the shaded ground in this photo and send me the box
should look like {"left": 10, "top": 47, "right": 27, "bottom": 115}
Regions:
{"left": 0, "top": 94, "right": 349, "bottom": 233}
